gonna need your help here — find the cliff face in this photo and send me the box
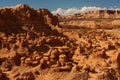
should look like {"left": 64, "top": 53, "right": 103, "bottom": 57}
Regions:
{"left": 58, "top": 10, "right": 120, "bottom": 21}
{"left": 73, "top": 10, "right": 120, "bottom": 19}
{"left": 0, "top": 4, "right": 59, "bottom": 34}
{"left": 59, "top": 10, "right": 120, "bottom": 29}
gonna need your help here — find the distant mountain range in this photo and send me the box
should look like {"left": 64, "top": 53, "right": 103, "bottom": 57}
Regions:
{"left": 57, "top": 10, "right": 120, "bottom": 22}
{"left": 74, "top": 10, "right": 120, "bottom": 18}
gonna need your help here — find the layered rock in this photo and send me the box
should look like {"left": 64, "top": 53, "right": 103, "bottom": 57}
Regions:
{"left": 59, "top": 10, "right": 120, "bottom": 29}
{"left": 68, "top": 10, "right": 120, "bottom": 19}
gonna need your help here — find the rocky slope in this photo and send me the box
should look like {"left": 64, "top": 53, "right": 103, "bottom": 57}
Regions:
{"left": 0, "top": 4, "right": 59, "bottom": 33}
{"left": 0, "top": 4, "right": 68, "bottom": 80}
{"left": 0, "top": 4, "right": 120, "bottom": 80}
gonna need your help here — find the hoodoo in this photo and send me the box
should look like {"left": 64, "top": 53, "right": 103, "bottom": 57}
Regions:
{"left": 0, "top": 4, "right": 120, "bottom": 80}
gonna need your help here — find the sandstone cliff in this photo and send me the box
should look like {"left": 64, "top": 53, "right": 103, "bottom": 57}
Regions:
{"left": 58, "top": 10, "right": 120, "bottom": 22}
{"left": 59, "top": 10, "right": 120, "bottom": 29}
{"left": 72, "top": 10, "right": 120, "bottom": 19}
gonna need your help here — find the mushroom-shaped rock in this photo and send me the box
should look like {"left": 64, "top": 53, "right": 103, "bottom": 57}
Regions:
{"left": 25, "top": 58, "right": 32, "bottom": 65}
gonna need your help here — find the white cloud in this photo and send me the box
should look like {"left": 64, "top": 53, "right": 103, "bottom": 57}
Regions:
{"left": 80, "top": 6, "right": 102, "bottom": 13}
{"left": 52, "top": 6, "right": 120, "bottom": 15}
{"left": 52, "top": 8, "right": 81, "bottom": 15}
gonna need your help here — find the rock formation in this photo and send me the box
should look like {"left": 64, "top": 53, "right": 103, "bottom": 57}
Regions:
{"left": 59, "top": 10, "right": 120, "bottom": 29}
{"left": 58, "top": 9, "right": 120, "bottom": 20}
{"left": 0, "top": 4, "right": 59, "bottom": 33}
{"left": 0, "top": 4, "right": 120, "bottom": 80}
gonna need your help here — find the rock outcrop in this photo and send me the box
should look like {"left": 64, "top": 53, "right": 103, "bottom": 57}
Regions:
{"left": 59, "top": 10, "right": 120, "bottom": 29}
{"left": 1, "top": 4, "right": 120, "bottom": 80}
{"left": 0, "top": 4, "right": 59, "bottom": 33}
{"left": 0, "top": 4, "right": 68, "bottom": 79}
{"left": 58, "top": 10, "right": 120, "bottom": 20}
{"left": 73, "top": 10, "right": 120, "bottom": 18}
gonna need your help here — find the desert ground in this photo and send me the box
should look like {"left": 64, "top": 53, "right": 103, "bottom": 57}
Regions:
{"left": 1, "top": 4, "right": 120, "bottom": 80}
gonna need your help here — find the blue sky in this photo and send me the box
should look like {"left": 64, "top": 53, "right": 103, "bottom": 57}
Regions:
{"left": 0, "top": 0, "right": 119, "bottom": 11}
